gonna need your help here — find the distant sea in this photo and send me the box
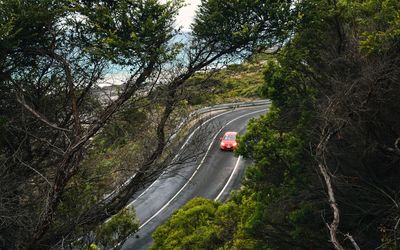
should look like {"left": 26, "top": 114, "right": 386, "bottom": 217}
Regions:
{"left": 98, "top": 32, "right": 244, "bottom": 88}
{"left": 98, "top": 32, "right": 191, "bottom": 88}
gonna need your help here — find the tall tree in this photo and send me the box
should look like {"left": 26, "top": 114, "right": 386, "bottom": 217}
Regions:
{"left": 1, "top": 0, "right": 180, "bottom": 248}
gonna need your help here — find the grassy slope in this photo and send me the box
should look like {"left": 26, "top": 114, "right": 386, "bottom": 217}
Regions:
{"left": 184, "top": 54, "right": 270, "bottom": 106}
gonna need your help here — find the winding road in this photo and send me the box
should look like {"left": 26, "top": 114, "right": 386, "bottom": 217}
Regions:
{"left": 121, "top": 104, "right": 269, "bottom": 249}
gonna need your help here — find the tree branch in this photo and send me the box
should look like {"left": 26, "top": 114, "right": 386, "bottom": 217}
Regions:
{"left": 16, "top": 94, "right": 71, "bottom": 132}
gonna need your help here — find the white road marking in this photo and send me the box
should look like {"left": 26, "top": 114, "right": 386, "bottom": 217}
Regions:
{"left": 137, "top": 108, "right": 265, "bottom": 230}
{"left": 108, "top": 111, "right": 234, "bottom": 224}
{"left": 214, "top": 155, "right": 242, "bottom": 202}
{"left": 128, "top": 109, "right": 234, "bottom": 207}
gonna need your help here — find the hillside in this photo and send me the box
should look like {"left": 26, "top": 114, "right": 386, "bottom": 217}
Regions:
{"left": 181, "top": 56, "right": 269, "bottom": 107}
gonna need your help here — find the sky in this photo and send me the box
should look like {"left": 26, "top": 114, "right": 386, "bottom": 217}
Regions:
{"left": 176, "top": 0, "right": 201, "bottom": 31}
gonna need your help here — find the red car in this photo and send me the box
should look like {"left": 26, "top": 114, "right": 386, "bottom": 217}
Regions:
{"left": 220, "top": 131, "right": 239, "bottom": 151}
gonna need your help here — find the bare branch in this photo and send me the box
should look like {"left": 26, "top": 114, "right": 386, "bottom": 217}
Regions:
{"left": 316, "top": 117, "right": 353, "bottom": 250}
{"left": 395, "top": 137, "right": 400, "bottom": 154}
{"left": 345, "top": 233, "right": 361, "bottom": 250}
{"left": 16, "top": 94, "right": 71, "bottom": 132}
{"left": 16, "top": 158, "right": 52, "bottom": 187}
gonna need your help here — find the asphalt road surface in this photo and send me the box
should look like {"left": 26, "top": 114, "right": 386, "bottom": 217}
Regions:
{"left": 121, "top": 105, "right": 269, "bottom": 250}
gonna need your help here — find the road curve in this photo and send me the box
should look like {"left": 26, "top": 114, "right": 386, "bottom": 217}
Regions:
{"left": 121, "top": 105, "right": 269, "bottom": 250}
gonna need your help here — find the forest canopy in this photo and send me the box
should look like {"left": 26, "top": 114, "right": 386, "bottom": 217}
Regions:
{"left": 151, "top": 0, "right": 400, "bottom": 249}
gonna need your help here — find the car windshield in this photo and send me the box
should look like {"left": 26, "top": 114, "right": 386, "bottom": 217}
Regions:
{"left": 224, "top": 134, "right": 236, "bottom": 140}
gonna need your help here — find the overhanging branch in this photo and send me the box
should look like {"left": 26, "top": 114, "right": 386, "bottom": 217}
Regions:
{"left": 16, "top": 94, "right": 71, "bottom": 133}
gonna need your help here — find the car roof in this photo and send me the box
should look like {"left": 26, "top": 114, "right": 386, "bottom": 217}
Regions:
{"left": 224, "top": 131, "right": 238, "bottom": 135}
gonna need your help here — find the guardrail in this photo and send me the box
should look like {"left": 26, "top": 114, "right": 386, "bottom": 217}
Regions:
{"left": 169, "top": 99, "right": 271, "bottom": 142}
{"left": 193, "top": 99, "right": 271, "bottom": 116}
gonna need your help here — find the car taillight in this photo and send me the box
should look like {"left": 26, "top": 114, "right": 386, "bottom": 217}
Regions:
{"left": 221, "top": 142, "right": 225, "bottom": 146}
{"left": 233, "top": 142, "right": 237, "bottom": 147}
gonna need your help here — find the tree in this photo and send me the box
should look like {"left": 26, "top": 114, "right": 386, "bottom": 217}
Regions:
{"left": 0, "top": 0, "right": 180, "bottom": 248}
{"left": 241, "top": 0, "right": 400, "bottom": 248}
{"left": 151, "top": 198, "right": 221, "bottom": 250}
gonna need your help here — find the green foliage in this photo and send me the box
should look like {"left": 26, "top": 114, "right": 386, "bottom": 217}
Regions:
{"left": 287, "top": 205, "right": 318, "bottom": 240}
{"left": 0, "top": 0, "right": 64, "bottom": 50}
{"left": 152, "top": 198, "right": 246, "bottom": 250}
{"left": 334, "top": 0, "right": 400, "bottom": 53}
{"left": 192, "top": 0, "right": 295, "bottom": 52}
{"left": 94, "top": 208, "right": 139, "bottom": 249}
{"left": 262, "top": 60, "right": 313, "bottom": 110}
{"left": 0, "top": 0, "right": 180, "bottom": 247}
{"left": 81, "top": 243, "right": 101, "bottom": 250}
{"left": 232, "top": 0, "right": 400, "bottom": 248}
{"left": 70, "top": 0, "right": 183, "bottom": 65}
{"left": 151, "top": 0, "right": 400, "bottom": 248}
{"left": 232, "top": 108, "right": 329, "bottom": 249}
{"left": 151, "top": 198, "right": 221, "bottom": 250}
{"left": 238, "top": 112, "right": 305, "bottom": 190}
{"left": 95, "top": 100, "right": 150, "bottom": 148}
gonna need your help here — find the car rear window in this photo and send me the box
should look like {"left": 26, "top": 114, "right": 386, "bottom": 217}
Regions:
{"left": 224, "top": 134, "right": 236, "bottom": 140}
